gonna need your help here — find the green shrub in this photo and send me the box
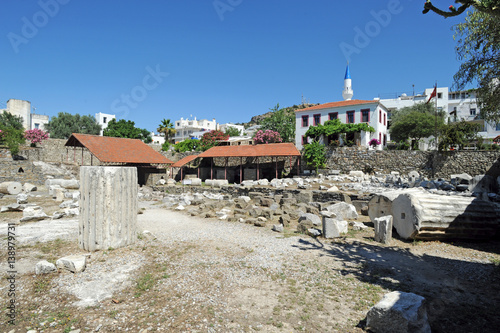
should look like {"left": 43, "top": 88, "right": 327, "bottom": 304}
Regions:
{"left": 174, "top": 139, "right": 199, "bottom": 153}
{"left": 161, "top": 141, "right": 171, "bottom": 152}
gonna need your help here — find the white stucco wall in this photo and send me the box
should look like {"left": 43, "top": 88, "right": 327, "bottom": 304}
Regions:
{"left": 95, "top": 112, "right": 116, "bottom": 136}
{"left": 295, "top": 101, "right": 389, "bottom": 150}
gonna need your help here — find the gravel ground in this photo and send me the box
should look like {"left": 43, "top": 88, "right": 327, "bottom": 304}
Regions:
{"left": 1, "top": 201, "right": 500, "bottom": 332}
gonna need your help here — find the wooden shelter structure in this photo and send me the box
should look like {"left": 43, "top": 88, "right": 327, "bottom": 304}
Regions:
{"left": 198, "top": 143, "right": 301, "bottom": 182}
{"left": 64, "top": 133, "right": 173, "bottom": 185}
{"left": 170, "top": 155, "right": 200, "bottom": 180}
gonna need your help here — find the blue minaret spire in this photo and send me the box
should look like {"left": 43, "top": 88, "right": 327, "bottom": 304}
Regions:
{"left": 344, "top": 62, "right": 351, "bottom": 80}
{"left": 342, "top": 62, "right": 353, "bottom": 101}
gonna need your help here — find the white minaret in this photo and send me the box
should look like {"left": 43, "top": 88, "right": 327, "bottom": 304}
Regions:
{"left": 342, "top": 63, "right": 353, "bottom": 101}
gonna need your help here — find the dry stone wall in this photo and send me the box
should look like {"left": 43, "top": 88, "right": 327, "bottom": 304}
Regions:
{"left": 326, "top": 147, "right": 500, "bottom": 179}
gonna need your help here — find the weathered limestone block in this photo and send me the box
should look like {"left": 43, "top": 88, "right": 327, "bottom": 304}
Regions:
{"left": 368, "top": 189, "right": 422, "bottom": 222}
{"left": 205, "top": 179, "right": 229, "bottom": 187}
{"left": 56, "top": 255, "right": 87, "bottom": 273}
{"left": 79, "top": 167, "right": 138, "bottom": 251}
{"left": 349, "top": 170, "right": 364, "bottom": 178}
{"left": 374, "top": 215, "right": 393, "bottom": 244}
{"left": 272, "top": 224, "right": 284, "bottom": 232}
{"left": 20, "top": 206, "right": 48, "bottom": 222}
{"left": 298, "top": 212, "right": 321, "bottom": 226}
{"left": 45, "top": 178, "right": 79, "bottom": 189}
{"left": 0, "top": 181, "right": 22, "bottom": 195}
{"left": 391, "top": 192, "right": 500, "bottom": 240}
{"left": 189, "top": 178, "right": 202, "bottom": 186}
{"left": 16, "top": 193, "right": 28, "bottom": 204}
{"left": 23, "top": 183, "right": 37, "bottom": 192}
{"left": 35, "top": 260, "right": 57, "bottom": 274}
{"left": 325, "top": 202, "right": 358, "bottom": 220}
{"left": 323, "top": 217, "right": 348, "bottom": 238}
{"left": 366, "top": 291, "right": 431, "bottom": 333}
{"left": 296, "top": 191, "right": 313, "bottom": 204}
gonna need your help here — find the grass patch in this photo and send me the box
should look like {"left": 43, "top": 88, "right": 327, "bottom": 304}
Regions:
{"left": 135, "top": 273, "right": 157, "bottom": 297}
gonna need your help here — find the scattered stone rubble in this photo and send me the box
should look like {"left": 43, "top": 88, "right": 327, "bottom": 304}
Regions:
{"left": 147, "top": 169, "right": 500, "bottom": 241}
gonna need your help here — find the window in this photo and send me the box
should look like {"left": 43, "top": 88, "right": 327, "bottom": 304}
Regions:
{"left": 313, "top": 114, "right": 321, "bottom": 126}
{"left": 302, "top": 136, "right": 308, "bottom": 146}
{"left": 103, "top": 117, "right": 107, "bottom": 123}
{"left": 379, "top": 110, "right": 382, "bottom": 123}
{"left": 383, "top": 134, "right": 387, "bottom": 146}
{"left": 361, "top": 109, "right": 370, "bottom": 123}
{"left": 383, "top": 113, "right": 386, "bottom": 126}
{"left": 438, "top": 93, "right": 443, "bottom": 99}
{"left": 329, "top": 112, "right": 338, "bottom": 120}
{"left": 346, "top": 111, "right": 355, "bottom": 124}
{"left": 496, "top": 123, "right": 500, "bottom": 131}
{"left": 470, "top": 108, "right": 476, "bottom": 116}
{"left": 301, "top": 115, "right": 309, "bottom": 127}
{"left": 34, "top": 123, "right": 39, "bottom": 129}
{"left": 379, "top": 132, "right": 382, "bottom": 143}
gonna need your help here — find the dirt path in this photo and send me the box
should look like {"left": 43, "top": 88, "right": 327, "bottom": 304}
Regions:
{"left": 1, "top": 205, "right": 499, "bottom": 332}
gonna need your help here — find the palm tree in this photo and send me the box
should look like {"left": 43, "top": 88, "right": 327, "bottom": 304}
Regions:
{"left": 157, "top": 119, "right": 176, "bottom": 143}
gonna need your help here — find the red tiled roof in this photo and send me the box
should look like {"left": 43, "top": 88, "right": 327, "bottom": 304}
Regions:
{"left": 65, "top": 133, "right": 173, "bottom": 165}
{"left": 172, "top": 155, "right": 199, "bottom": 168}
{"left": 294, "top": 99, "right": 377, "bottom": 112}
{"left": 199, "top": 143, "right": 301, "bottom": 158}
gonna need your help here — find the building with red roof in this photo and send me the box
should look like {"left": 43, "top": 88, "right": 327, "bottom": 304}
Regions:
{"left": 295, "top": 64, "right": 389, "bottom": 150}
{"left": 65, "top": 133, "right": 173, "bottom": 185}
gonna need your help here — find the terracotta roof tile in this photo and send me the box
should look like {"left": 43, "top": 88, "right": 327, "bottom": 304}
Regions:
{"left": 65, "top": 133, "right": 173, "bottom": 165}
{"left": 295, "top": 99, "right": 376, "bottom": 112}
{"left": 172, "top": 155, "right": 199, "bottom": 168}
{"left": 199, "top": 143, "right": 301, "bottom": 158}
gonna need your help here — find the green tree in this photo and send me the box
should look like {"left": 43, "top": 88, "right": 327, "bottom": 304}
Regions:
{"left": 390, "top": 108, "right": 445, "bottom": 149}
{"left": 303, "top": 141, "right": 327, "bottom": 172}
{"left": 0, "top": 111, "right": 25, "bottom": 156}
{"left": 439, "top": 120, "right": 481, "bottom": 150}
{"left": 390, "top": 102, "right": 439, "bottom": 125}
{"left": 0, "top": 111, "right": 24, "bottom": 130}
{"left": 260, "top": 104, "right": 295, "bottom": 142}
{"left": 453, "top": 10, "right": 500, "bottom": 122}
{"left": 422, "top": 1, "right": 500, "bottom": 17}
{"left": 45, "top": 112, "right": 101, "bottom": 139}
{"left": 103, "top": 118, "right": 152, "bottom": 143}
{"left": 157, "top": 118, "right": 176, "bottom": 142}
{"left": 224, "top": 126, "right": 241, "bottom": 137}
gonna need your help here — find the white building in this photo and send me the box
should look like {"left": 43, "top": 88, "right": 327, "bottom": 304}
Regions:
{"left": 380, "top": 87, "right": 500, "bottom": 141}
{"left": 150, "top": 132, "right": 166, "bottom": 145}
{"left": 219, "top": 123, "right": 245, "bottom": 136}
{"left": 174, "top": 117, "right": 218, "bottom": 142}
{"left": 295, "top": 65, "right": 389, "bottom": 150}
{"left": 95, "top": 112, "right": 116, "bottom": 136}
{"left": 0, "top": 99, "right": 49, "bottom": 130}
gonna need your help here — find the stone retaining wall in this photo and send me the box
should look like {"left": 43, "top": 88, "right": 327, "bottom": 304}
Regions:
{"left": 0, "top": 160, "right": 46, "bottom": 185}
{"left": 326, "top": 147, "right": 500, "bottom": 179}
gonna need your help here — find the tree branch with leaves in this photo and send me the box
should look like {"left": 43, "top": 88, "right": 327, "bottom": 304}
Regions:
{"left": 423, "top": 0, "right": 500, "bottom": 17}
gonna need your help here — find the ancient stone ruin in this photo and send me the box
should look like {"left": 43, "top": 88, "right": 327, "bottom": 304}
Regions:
{"left": 79, "top": 166, "right": 138, "bottom": 251}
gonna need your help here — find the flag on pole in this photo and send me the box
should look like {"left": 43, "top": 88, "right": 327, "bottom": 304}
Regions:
{"left": 427, "top": 86, "right": 437, "bottom": 104}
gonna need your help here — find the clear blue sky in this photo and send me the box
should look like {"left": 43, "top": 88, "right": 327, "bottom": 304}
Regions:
{"left": 1, "top": 0, "right": 466, "bottom": 132}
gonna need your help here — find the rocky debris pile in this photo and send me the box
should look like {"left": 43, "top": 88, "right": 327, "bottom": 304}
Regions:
{"left": 0, "top": 178, "right": 80, "bottom": 221}
{"left": 145, "top": 186, "right": 365, "bottom": 238}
